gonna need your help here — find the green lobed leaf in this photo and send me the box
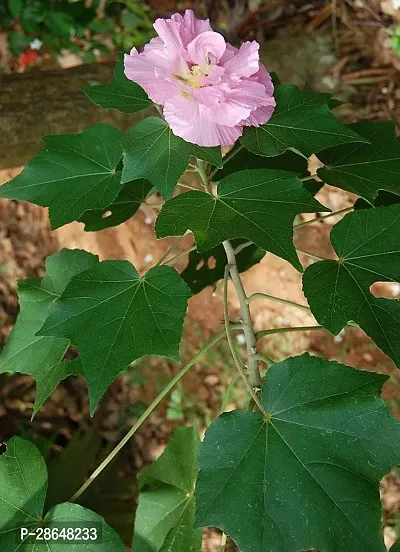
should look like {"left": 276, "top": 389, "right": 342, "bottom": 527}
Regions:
{"left": 0, "top": 125, "right": 125, "bottom": 229}
{"left": 240, "top": 84, "right": 366, "bottom": 158}
{"left": 355, "top": 190, "right": 400, "bottom": 210}
{"left": 122, "top": 117, "right": 222, "bottom": 199}
{"left": 317, "top": 121, "right": 400, "bottom": 203}
{"left": 156, "top": 168, "right": 327, "bottom": 271}
{"left": 0, "top": 249, "right": 97, "bottom": 415}
{"left": 39, "top": 260, "right": 192, "bottom": 414}
{"left": 181, "top": 239, "right": 265, "bottom": 295}
{"left": 196, "top": 353, "right": 400, "bottom": 552}
{"left": 83, "top": 52, "right": 152, "bottom": 113}
{"left": 133, "top": 426, "right": 202, "bottom": 552}
{"left": 79, "top": 179, "right": 152, "bottom": 231}
{"left": 214, "top": 148, "right": 308, "bottom": 181}
{"left": 0, "top": 436, "right": 125, "bottom": 551}
{"left": 303, "top": 205, "right": 400, "bottom": 366}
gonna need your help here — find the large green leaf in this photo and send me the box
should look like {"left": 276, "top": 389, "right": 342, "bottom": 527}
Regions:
{"left": 0, "top": 249, "right": 97, "bottom": 415}
{"left": 303, "top": 205, "right": 400, "bottom": 367}
{"left": 39, "top": 261, "right": 192, "bottom": 413}
{"left": 214, "top": 148, "right": 308, "bottom": 181}
{"left": 0, "top": 436, "right": 125, "bottom": 551}
{"left": 133, "top": 426, "right": 202, "bottom": 552}
{"left": 0, "top": 125, "right": 125, "bottom": 229}
{"left": 122, "top": 117, "right": 222, "bottom": 199}
{"left": 317, "top": 121, "right": 400, "bottom": 203}
{"left": 83, "top": 52, "right": 151, "bottom": 113}
{"left": 156, "top": 169, "right": 327, "bottom": 271}
{"left": 79, "top": 179, "right": 152, "bottom": 231}
{"left": 181, "top": 239, "right": 265, "bottom": 295}
{"left": 196, "top": 353, "right": 400, "bottom": 552}
{"left": 240, "top": 84, "right": 365, "bottom": 158}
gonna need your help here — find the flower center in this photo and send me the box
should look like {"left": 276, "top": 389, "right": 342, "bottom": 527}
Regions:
{"left": 178, "top": 63, "right": 212, "bottom": 89}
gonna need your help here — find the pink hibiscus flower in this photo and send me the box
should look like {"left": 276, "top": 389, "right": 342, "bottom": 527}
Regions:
{"left": 124, "top": 10, "right": 276, "bottom": 147}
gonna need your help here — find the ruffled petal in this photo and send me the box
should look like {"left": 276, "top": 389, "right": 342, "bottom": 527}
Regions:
{"left": 164, "top": 95, "right": 242, "bottom": 147}
{"left": 171, "top": 10, "right": 212, "bottom": 46}
{"left": 187, "top": 31, "right": 226, "bottom": 65}
{"left": 124, "top": 50, "right": 182, "bottom": 104}
{"left": 222, "top": 41, "right": 260, "bottom": 78}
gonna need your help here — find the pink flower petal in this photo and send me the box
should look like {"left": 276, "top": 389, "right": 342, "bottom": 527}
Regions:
{"left": 123, "top": 10, "right": 276, "bottom": 147}
{"left": 187, "top": 31, "right": 226, "bottom": 66}
{"left": 164, "top": 95, "right": 242, "bottom": 147}
{"left": 223, "top": 41, "right": 260, "bottom": 78}
{"left": 124, "top": 51, "right": 182, "bottom": 104}
{"left": 171, "top": 10, "right": 212, "bottom": 46}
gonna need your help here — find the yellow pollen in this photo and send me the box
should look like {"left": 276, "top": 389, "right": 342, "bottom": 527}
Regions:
{"left": 176, "top": 63, "right": 211, "bottom": 89}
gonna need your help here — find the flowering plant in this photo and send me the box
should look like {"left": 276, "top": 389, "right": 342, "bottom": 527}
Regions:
{"left": 1, "top": 9, "right": 400, "bottom": 552}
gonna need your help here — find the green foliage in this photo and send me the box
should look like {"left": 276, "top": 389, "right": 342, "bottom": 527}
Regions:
{"left": 79, "top": 179, "right": 152, "bottom": 231}
{"left": 39, "top": 259, "right": 192, "bottom": 413}
{"left": 303, "top": 205, "right": 400, "bottom": 366}
{"left": 0, "top": 436, "right": 125, "bottom": 551}
{"left": 181, "top": 239, "right": 265, "bottom": 295}
{"left": 0, "top": 125, "right": 125, "bottom": 229}
{"left": 156, "top": 169, "right": 326, "bottom": 270}
{"left": 0, "top": 249, "right": 96, "bottom": 414}
{"left": 133, "top": 425, "right": 202, "bottom": 552}
{"left": 122, "top": 117, "right": 222, "bottom": 199}
{"left": 4, "top": 0, "right": 154, "bottom": 59}
{"left": 317, "top": 121, "right": 400, "bottom": 203}
{"left": 83, "top": 52, "right": 152, "bottom": 114}
{"left": 1, "top": 49, "right": 400, "bottom": 552}
{"left": 196, "top": 353, "right": 400, "bottom": 552}
{"left": 240, "top": 84, "right": 366, "bottom": 157}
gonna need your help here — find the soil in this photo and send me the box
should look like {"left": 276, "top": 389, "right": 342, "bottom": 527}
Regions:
{"left": 1, "top": 2, "right": 400, "bottom": 550}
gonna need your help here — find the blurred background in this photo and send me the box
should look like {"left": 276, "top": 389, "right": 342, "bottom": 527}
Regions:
{"left": 1, "top": 1, "right": 400, "bottom": 550}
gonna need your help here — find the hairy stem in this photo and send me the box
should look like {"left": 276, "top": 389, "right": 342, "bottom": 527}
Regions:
{"left": 210, "top": 143, "right": 244, "bottom": 179}
{"left": 256, "top": 325, "right": 323, "bottom": 339}
{"left": 176, "top": 182, "right": 200, "bottom": 191}
{"left": 296, "top": 248, "right": 327, "bottom": 261}
{"left": 294, "top": 207, "right": 353, "bottom": 229}
{"left": 69, "top": 325, "right": 241, "bottom": 503}
{"left": 163, "top": 246, "right": 196, "bottom": 266}
{"left": 248, "top": 292, "right": 310, "bottom": 312}
{"left": 156, "top": 235, "right": 186, "bottom": 267}
{"left": 196, "top": 158, "right": 211, "bottom": 193}
{"left": 223, "top": 266, "right": 266, "bottom": 414}
{"left": 223, "top": 242, "right": 263, "bottom": 388}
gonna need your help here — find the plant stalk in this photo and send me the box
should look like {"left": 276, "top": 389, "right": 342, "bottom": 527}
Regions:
{"left": 223, "top": 241, "right": 263, "bottom": 389}
{"left": 69, "top": 325, "right": 241, "bottom": 503}
{"left": 256, "top": 325, "right": 322, "bottom": 339}
{"left": 223, "top": 265, "right": 266, "bottom": 414}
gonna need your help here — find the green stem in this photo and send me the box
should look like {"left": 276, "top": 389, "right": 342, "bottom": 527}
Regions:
{"left": 253, "top": 353, "right": 275, "bottom": 366}
{"left": 177, "top": 182, "right": 199, "bottom": 191}
{"left": 163, "top": 246, "right": 196, "bottom": 266}
{"left": 223, "top": 265, "right": 266, "bottom": 415}
{"left": 296, "top": 248, "right": 327, "bottom": 261}
{"left": 301, "top": 175, "right": 317, "bottom": 182}
{"left": 156, "top": 235, "right": 186, "bottom": 267}
{"left": 248, "top": 292, "right": 310, "bottom": 312}
{"left": 210, "top": 143, "right": 244, "bottom": 179}
{"left": 223, "top": 241, "right": 262, "bottom": 389}
{"left": 196, "top": 158, "right": 211, "bottom": 193}
{"left": 294, "top": 207, "right": 353, "bottom": 229}
{"left": 234, "top": 241, "right": 253, "bottom": 255}
{"left": 69, "top": 326, "right": 240, "bottom": 503}
{"left": 256, "top": 325, "right": 323, "bottom": 339}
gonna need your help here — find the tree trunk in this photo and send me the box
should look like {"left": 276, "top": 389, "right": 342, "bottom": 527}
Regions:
{"left": 1, "top": 62, "right": 148, "bottom": 169}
